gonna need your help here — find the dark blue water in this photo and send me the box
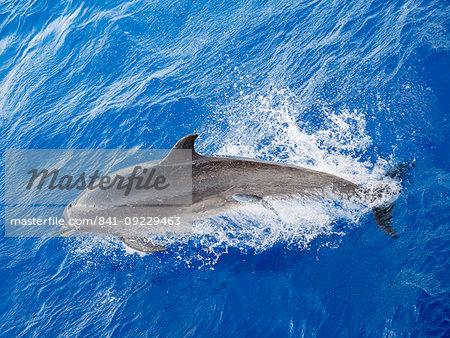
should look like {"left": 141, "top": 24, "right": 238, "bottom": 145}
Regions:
{"left": 1, "top": 0, "right": 449, "bottom": 336}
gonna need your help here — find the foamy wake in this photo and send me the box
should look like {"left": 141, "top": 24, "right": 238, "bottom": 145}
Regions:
{"left": 68, "top": 87, "right": 401, "bottom": 265}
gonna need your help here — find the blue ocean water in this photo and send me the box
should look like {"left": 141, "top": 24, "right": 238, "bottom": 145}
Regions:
{"left": 0, "top": 0, "right": 449, "bottom": 336}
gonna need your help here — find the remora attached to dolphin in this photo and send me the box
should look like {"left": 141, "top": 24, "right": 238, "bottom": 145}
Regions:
{"left": 61, "top": 134, "right": 400, "bottom": 253}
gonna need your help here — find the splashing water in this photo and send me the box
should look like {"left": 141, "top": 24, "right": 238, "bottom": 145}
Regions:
{"left": 66, "top": 87, "right": 403, "bottom": 264}
{"left": 131, "top": 87, "right": 394, "bottom": 262}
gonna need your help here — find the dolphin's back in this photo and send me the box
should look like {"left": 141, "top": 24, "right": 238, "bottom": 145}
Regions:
{"left": 192, "top": 156, "right": 364, "bottom": 201}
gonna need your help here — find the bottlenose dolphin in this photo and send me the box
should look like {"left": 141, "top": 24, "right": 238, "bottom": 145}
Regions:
{"left": 61, "top": 134, "right": 400, "bottom": 253}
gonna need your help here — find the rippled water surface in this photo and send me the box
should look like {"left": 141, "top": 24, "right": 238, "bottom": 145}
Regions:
{"left": 0, "top": 0, "right": 449, "bottom": 336}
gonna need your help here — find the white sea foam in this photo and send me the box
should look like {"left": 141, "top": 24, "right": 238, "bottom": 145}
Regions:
{"left": 181, "top": 86, "right": 401, "bottom": 261}
{"left": 67, "top": 87, "right": 401, "bottom": 264}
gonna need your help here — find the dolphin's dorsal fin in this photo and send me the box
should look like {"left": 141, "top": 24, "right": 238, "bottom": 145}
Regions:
{"left": 162, "top": 134, "right": 202, "bottom": 164}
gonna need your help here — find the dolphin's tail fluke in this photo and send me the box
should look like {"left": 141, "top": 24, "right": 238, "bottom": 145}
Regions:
{"left": 385, "top": 160, "right": 415, "bottom": 181}
{"left": 373, "top": 203, "right": 397, "bottom": 238}
{"left": 371, "top": 159, "right": 414, "bottom": 239}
